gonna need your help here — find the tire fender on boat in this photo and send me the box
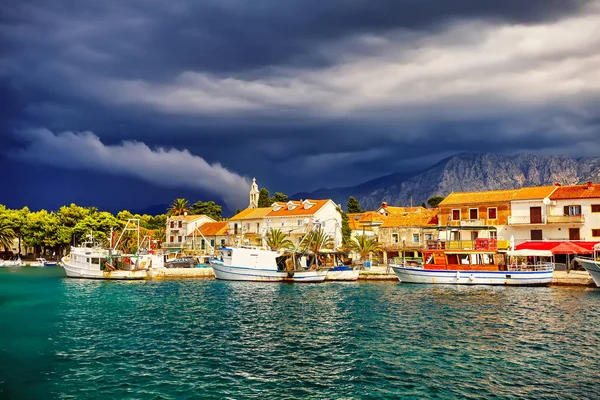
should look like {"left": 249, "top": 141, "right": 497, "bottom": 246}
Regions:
{"left": 469, "top": 274, "right": 475, "bottom": 281}
{"left": 456, "top": 271, "right": 460, "bottom": 279}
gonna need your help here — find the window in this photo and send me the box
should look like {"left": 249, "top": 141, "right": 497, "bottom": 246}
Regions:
{"left": 177, "top": 236, "right": 182, "bottom": 243}
{"left": 178, "top": 221, "right": 183, "bottom": 228}
{"left": 210, "top": 239, "right": 215, "bottom": 247}
{"left": 469, "top": 208, "right": 478, "bottom": 219}
{"left": 256, "top": 222, "right": 260, "bottom": 232}
{"left": 592, "top": 229, "right": 600, "bottom": 237}
{"left": 489, "top": 231, "right": 497, "bottom": 239}
{"left": 92, "top": 258, "right": 99, "bottom": 265}
{"left": 530, "top": 230, "right": 543, "bottom": 240}
{"left": 564, "top": 205, "right": 582, "bottom": 216}
{"left": 425, "top": 233, "right": 433, "bottom": 241}
{"left": 488, "top": 208, "right": 497, "bottom": 219}
{"left": 298, "top": 219, "right": 302, "bottom": 226}
{"left": 221, "top": 239, "right": 226, "bottom": 247}
{"left": 392, "top": 233, "right": 399, "bottom": 243}
{"left": 170, "top": 221, "right": 174, "bottom": 228}
{"left": 413, "top": 234, "right": 420, "bottom": 243}
{"left": 471, "top": 231, "right": 479, "bottom": 240}
{"left": 170, "top": 236, "right": 174, "bottom": 243}
{"left": 452, "top": 209, "right": 460, "bottom": 221}
{"left": 592, "top": 205, "right": 600, "bottom": 213}
{"left": 234, "top": 223, "right": 238, "bottom": 235}
{"left": 201, "top": 239, "right": 205, "bottom": 250}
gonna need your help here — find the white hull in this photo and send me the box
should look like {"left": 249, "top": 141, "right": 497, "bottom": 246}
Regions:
{"left": 575, "top": 258, "right": 600, "bottom": 287}
{"left": 62, "top": 257, "right": 148, "bottom": 280}
{"left": 325, "top": 269, "right": 360, "bottom": 281}
{"left": 212, "top": 264, "right": 327, "bottom": 282}
{"left": 391, "top": 266, "right": 553, "bottom": 286}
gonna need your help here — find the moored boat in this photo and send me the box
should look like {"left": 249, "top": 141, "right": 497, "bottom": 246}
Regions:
{"left": 575, "top": 245, "right": 600, "bottom": 287}
{"left": 61, "top": 220, "right": 162, "bottom": 280}
{"left": 0, "top": 256, "right": 23, "bottom": 267}
{"left": 211, "top": 246, "right": 328, "bottom": 282}
{"left": 391, "top": 247, "right": 554, "bottom": 286}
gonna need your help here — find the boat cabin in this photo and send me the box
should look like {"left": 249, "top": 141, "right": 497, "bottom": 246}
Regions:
{"left": 422, "top": 249, "right": 504, "bottom": 271}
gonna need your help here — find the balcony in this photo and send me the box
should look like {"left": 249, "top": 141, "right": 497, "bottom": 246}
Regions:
{"left": 425, "top": 238, "right": 507, "bottom": 251}
{"left": 508, "top": 215, "right": 546, "bottom": 225}
{"left": 546, "top": 215, "right": 585, "bottom": 224}
{"left": 448, "top": 219, "right": 486, "bottom": 227}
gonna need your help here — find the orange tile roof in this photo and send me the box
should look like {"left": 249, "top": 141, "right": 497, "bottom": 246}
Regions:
{"left": 170, "top": 214, "right": 210, "bottom": 222}
{"left": 188, "top": 222, "right": 228, "bottom": 237}
{"left": 381, "top": 209, "right": 439, "bottom": 228}
{"left": 512, "top": 186, "right": 558, "bottom": 200}
{"left": 229, "top": 207, "right": 271, "bottom": 221}
{"left": 550, "top": 183, "right": 600, "bottom": 200}
{"left": 347, "top": 213, "right": 375, "bottom": 231}
{"left": 439, "top": 189, "right": 519, "bottom": 206}
{"left": 358, "top": 211, "right": 385, "bottom": 223}
{"left": 266, "top": 199, "right": 329, "bottom": 217}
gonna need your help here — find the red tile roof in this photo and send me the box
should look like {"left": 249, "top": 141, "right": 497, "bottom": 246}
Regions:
{"left": 266, "top": 199, "right": 330, "bottom": 217}
{"left": 187, "top": 222, "right": 228, "bottom": 237}
{"left": 550, "top": 183, "right": 600, "bottom": 200}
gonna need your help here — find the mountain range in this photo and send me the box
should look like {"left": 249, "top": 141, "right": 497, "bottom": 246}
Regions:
{"left": 293, "top": 153, "right": 600, "bottom": 210}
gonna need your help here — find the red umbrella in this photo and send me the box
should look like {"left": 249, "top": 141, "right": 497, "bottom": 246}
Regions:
{"left": 551, "top": 242, "right": 593, "bottom": 255}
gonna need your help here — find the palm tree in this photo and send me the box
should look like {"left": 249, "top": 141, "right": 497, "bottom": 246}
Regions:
{"left": 265, "top": 228, "right": 294, "bottom": 251}
{"left": 346, "top": 234, "right": 381, "bottom": 262}
{"left": 168, "top": 198, "right": 189, "bottom": 216}
{"left": 299, "top": 227, "right": 334, "bottom": 254}
{"left": 0, "top": 220, "right": 16, "bottom": 254}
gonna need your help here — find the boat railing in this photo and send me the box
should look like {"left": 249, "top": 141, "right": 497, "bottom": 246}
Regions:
{"left": 507, "top": 262, "right": 554, "bottom": 272}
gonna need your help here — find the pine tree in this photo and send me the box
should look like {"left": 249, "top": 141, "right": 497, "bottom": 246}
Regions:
{"left": 347, "top": 196, "right": 362, "bottom": 213}
{"left": 258, "top": 188, "right": 271, "bottom": 207}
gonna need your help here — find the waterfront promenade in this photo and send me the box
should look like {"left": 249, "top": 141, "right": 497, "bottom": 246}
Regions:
{"left": 19, "top": 263, "right": 595, "bottom": 286}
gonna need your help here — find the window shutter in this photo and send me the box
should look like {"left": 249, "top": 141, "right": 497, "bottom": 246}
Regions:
{"left": 563, "top": 206, "right": 569, "bottom": 215}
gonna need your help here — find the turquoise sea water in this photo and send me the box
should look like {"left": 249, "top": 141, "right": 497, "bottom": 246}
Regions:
{"left": 1, "top": 267, "right": 599, "bottom": 399}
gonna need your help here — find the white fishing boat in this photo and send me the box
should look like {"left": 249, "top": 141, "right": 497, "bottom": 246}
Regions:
{"left": 61, "top": 219, "right": 162, "bottom": 280}
{"left": 210, "top": 246, "right": 328, "bottom": 282}
{"left": 575, "top": 244, "right": 600, "bottom": 287}
{"left": 318, "top": 251, "right": 359, "bottom": 281}
{"left": 0, "top": 256, "right": 23, "bottom": 267}
{"left": 391, "top": 248, "right": 554, "bottom": 286}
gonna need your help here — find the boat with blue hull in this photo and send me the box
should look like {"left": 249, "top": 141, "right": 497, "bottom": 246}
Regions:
{"left": 211, "top": 247, "right": 328, "bottom": 282}
{"left": 391, "top": 247, "right": 554, "bottom": 286}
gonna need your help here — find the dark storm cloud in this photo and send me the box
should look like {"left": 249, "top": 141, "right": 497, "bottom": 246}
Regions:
{"left": 1, "top": 0, "right": 600, "bottom": 207}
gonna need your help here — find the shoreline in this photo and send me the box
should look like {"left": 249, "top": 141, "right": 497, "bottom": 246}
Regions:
{"left": 11, "top": 263, "right": 597, "bottom": 287}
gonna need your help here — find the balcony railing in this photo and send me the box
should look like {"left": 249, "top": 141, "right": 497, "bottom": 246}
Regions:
{"left": 508, "top": 215, "right": 547, "bottom": 225}
{"left": 448, "top": 219, "right": 487, "bottom": 227}
{"left": 425, "top": 238, "right": 507, "bottom": 251}
{"left": 546, "top": 215, "right": 585, "bottom": 224}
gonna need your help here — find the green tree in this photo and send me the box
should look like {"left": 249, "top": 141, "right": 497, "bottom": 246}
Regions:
{"left": 337, "top": 206, "right": 352, "bottom": 246}
{"left": 346, "top": 234, "right": 382, "bottom": 262}
{"left": 271, "top": 192, "right": 288, "bottom": 203}
{"left": 191, "top": 200, "right": 223, "bottom": 220}
{"left": 168, "top": 198, "right": 189, "bottom": 216}
{"left": 347, "top": 196, "right": 362, "bottom": 213}
{"left": 0, "top": 214, "right": 16, "bottom": 253}
{"left": 258, "top": 188, "right": 271, "bottom": 207}
{"left": 427, "top": 196, "right": 445, "bottom": 208}
{"left": 235, "top": 208, "right": 242, "bottom": 215}
{"left": 421, "top": 202, "right": 427, "bottom": 209}
{"left": 299, "top": 227, "right": 334, "bottom": 254}
{"left": 3, "top": 207, "right": 29, "bottom": 255}
{"left": 265, "top": 228, "right": 294, "bottom": 251}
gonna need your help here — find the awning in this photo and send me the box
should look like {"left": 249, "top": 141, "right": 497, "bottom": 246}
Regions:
{"left": 516, "top": 241, "right": 599, "bottom": 253}
{"left": 506, "top": 249, "right": 553, "bottom": 257}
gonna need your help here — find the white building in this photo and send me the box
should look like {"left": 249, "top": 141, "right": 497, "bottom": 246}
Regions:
{"left": 505, "top": 182, "right": 600, "bottom": 243}
{"left": 227, "top": 179, "right": 342, "bottom": 248}
{"left": 164, "top": 214, "right": 216, "bottom": 251}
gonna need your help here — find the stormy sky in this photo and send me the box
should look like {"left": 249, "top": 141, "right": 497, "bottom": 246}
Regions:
{"left": 1, "top": 0, "right": 599, "bottom": 213}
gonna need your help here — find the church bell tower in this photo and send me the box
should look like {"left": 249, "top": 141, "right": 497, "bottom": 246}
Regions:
{"left": 249, "top": 177, "right": 259, "bottom": 208}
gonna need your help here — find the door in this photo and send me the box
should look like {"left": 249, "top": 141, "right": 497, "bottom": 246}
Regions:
{"left": 569, "top": 228, "right": 580, "bottom": 241}
{"left": 530, "top": 207, "right": 542, "bottom": 224}
{"left": 530, "top": 230, "right": 543, "bottom": 240}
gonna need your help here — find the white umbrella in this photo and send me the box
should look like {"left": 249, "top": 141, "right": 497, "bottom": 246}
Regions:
{"left": 510, "top": 235, "right": 515, "bottom": 251}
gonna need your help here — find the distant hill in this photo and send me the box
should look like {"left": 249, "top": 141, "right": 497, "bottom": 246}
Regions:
{"left": 293, "top": 153, "right": 600, "bottom": 210}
